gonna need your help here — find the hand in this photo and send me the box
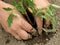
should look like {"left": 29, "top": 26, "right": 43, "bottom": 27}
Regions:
{"left": 0, "top": 1, "right": 38, "bottom": 40}
{"left": 33, "top": 0, "right": 51, "bottom": 28}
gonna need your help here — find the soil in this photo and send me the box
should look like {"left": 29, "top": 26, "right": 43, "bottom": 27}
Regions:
{"left": 0, "top": 0, "right": 60, "bottom": 45}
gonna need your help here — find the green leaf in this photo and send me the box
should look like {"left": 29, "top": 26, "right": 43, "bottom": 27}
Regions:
{"left": 46, "top": 7, "right": 54, "bottom": 16}
{"left": 49, "top": 5, "right": 55, "bottom": 11}
{"left": 45, "top": 6, "right": 56, "bottom": 30}
{"left": 12, "top": 0, "right": 17, "bottom": 6}
{"left": 16, "top": 6, "right": 25, "bottom": 14}
{"left": 7, "top": 14, "right": 13, "bottom": 27}
{"left": 23, "top": 0, "right": 35, "bottom": 7}
{"left": 16, "top": 2, "right": 25, "bottom": 14}
{"left": 12, "top": 0, "right": 25, "bottom": 14}
{"left": 23, "top": 0, "right": 28, "bottom": 7}
{"left": 3, "top": 7, "right": 12, "bottom": 11}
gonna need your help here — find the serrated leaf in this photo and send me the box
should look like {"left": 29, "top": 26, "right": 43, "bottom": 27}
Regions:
{"left": 7, "top": 14, "right": 13, "bottom": 27}
{"left": 3, "top": 7, "right": 12, "bottom": 11}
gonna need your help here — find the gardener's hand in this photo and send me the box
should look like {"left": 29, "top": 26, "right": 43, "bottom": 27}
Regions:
{"left": 33, "top": 0, "right": 51, "bottom": 28}
{"left": 0, "top": 1, "right": 39, "bottom": 40}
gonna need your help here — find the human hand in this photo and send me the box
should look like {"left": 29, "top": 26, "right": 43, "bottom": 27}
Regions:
{"left": 33, "top": 0, "right": 51, "bottom": 28}
{"left": 0, "top": 1, "right": 38, "bottom": 40}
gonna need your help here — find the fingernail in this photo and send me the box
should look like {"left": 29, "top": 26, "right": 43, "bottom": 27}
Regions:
{"left": 30, "top": 28, "right": 38, "bottom": 36}
{"left": 23, "top": 34, "right": 32, "bottom": 40}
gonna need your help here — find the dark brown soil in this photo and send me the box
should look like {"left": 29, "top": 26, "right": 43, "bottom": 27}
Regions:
{"left": 0, "top": 0, "right": 60, "bottom": 45}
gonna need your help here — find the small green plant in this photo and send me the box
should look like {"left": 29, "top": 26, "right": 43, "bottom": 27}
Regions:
{"left": 34, "top": 4, "right": 60, "bottom": 32}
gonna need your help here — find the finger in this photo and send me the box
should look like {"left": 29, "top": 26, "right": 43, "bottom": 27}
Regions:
{"left": 19, "top": 18, "right": 38, "bottom": 36}
{"left": 10, "top": 21, "right": 32, "bottom": 40}
{"left": 35, "top": 16, "right": 42, "bottom": 35}
{"left": 7, "top": 29, "right": 21, "bottom": 40}
{"left": 21, "top": 19, "right": 32, "bottom": 32}
{"left": 14, "top": 28, "right": 32, "bottom": 40}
